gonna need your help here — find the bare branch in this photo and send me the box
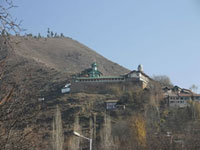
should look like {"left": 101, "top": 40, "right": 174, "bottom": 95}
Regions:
{"left": 0, "top": 0, "right": 22, "bottom": 37}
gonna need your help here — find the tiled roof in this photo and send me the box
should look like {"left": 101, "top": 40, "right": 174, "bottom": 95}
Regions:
{"left": 126, "top": 70, "right": 152, "bottom": 80}
{"left": 165, "top": 92, "right": 200, "bottom": 97}
{"left": 178, "top": 93, "right": 192, "bottom": 97}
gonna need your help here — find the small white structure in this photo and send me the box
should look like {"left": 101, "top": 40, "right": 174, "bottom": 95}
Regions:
{"left": 61, "top": 83, "right": 71, "bottom": 93}
{"left": 138, "top": 64, "right": 144, "bottom": 72}
{"left": 105, "top": 100, "right": 118, "bottom": 110}
{"left": 166, "top": 132, "right": 172, "bottom": 137}
{"left": 126, "top": 65, "right": 150, "bottom": 88}
{"left": 38, "top": 97, "right": 45, "bottom": 101}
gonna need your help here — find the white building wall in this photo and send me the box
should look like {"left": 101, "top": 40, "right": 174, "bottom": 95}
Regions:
{"left": 193, "top": 96, "right": 200, "bottom": 102}
{"left": 169, "top": 97, "right": 191, "bottom": 108}
{"left": 61, "top": 87, "right": 70, "bottom": 93}
{"left": 129, "top": 72, "right": 138, "bottom": 78}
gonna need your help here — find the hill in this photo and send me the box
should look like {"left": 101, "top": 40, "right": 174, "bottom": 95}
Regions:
{"left": 0, "top": 36, "right": 130, "bottom": 99}
{"left": 0, "top": 36, "right": 130, "bottom": 149}
{"left": 1, "top": 36, "right": 200, "bottom": 150}
{"left": 11, "top": 36, "right": 129, "bottom": 76}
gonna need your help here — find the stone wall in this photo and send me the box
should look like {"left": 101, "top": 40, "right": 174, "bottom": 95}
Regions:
{"left": 70, "top": 79, "right": 145, "bottom": 94}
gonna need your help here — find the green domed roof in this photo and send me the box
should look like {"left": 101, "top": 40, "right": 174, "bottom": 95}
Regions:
{"left": 91, "top": 62, "right": 97, "bottom": 67}
{"left": 78, "top": 62, "right": 102, "bottom": 78}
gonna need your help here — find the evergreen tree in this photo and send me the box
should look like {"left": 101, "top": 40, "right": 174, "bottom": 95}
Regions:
{"left": 38, "top": 33, "right": 41, "bottom": 38}
{"left": 60, "top": 33, "right": 64, "bottom": 37}
{"left": 47, "top": 28, "right": 50, "bottom": 37}
{"left": 27, "top": 33, "right": 32, "bottom": 37}
{"left": 51, "top": 31, "right": 54, "bottom": 37}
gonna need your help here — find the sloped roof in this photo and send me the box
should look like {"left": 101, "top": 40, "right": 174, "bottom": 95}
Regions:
{"left": 192, "top": 94, "right": 200, "bottom": 97}
{"left": 105, "top": 100, "right": 119, "bottom": 103}
{"left": 126, "top": 70, "right": 152, "bottom": 80}
{"left": 163, "top": 86, "right": 200, "bottom": 98}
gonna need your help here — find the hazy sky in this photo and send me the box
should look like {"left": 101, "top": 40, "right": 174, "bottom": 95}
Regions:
{"left": 10, "top": 0, "right": 200, "bottom": 91}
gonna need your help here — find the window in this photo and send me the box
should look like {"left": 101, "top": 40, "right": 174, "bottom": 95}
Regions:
{"left": 185, "top": 97, "right": 189, "bottom": 100}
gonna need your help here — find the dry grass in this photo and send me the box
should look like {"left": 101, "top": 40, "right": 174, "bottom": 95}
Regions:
{"left": 11, "top": 36, "right": 129, "bottom": 76}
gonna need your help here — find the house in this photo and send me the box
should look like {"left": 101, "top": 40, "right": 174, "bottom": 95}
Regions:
{"left": 125, "top": 64, "right": 150, "bottom": 88}
{"left": 193, "top": 94, "right": 200, "bottom": 102}
{"left": 167, "top": 93, "right": 192, "bottom": 108}
{"left": 61, "top": 83, "right": 71, "bottom": 93}
{"left": 105, "top": 100, "right": 126, "bottom": 110}
{"left": 105, "top": 100, "right": 118, "bottom": 110}
{"left": 163, "top": 86, "right": 200, "bottom": 108}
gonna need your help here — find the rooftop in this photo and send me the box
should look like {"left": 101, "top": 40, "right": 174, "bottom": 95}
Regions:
{"left": 105, "top": 100, "right": 119, "bottom": 103}
{"left": 75, "top": 76, "right": 124, "bottom": 80}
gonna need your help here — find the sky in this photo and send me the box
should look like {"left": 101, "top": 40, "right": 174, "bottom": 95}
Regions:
{"left": 9, "top": 0, "right": 200, "bottom": 91}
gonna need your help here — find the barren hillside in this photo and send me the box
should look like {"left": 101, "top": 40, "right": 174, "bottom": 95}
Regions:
{"left": 11, "top": 36, "right": 129, "bottom": 76}
{"left": 1, "top": 36, "right": 129, "bottom": 99}
{"left": 1, "top": 36, "right": 198, "bottom": 150}
{"left": 0, "top": 36, "right": 129, "bottom": 149}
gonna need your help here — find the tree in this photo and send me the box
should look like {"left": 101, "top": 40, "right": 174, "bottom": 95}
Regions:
{"left": 111, "top": 115, "right": 147, "bottom": 150}
{"left": 51, "top": 31, "right": 54, "bottom": 37}
{"left": 38, "top": 33, "right": 41, "bottom": 38}
{"left": 60, "top": 33, "right": 64, "bottom": 37}
{"left": 189, "top": 84, "right": 198, "bottom": 93}
{"left": 47, "top": 28, "right": 50, "bottom": 37}
{"left": 152, "top": 75, "right": 173, "bottom": 87}
{"left": 100, "top": 114, "right": 114, "bottom": 150}
{"left": 0, "top": 1, "right": 40, "bottom": 149}
{"left": 68, "top": 116, "right": 81, "bottom": 150}
{"left": 0, "top": 0, "right": 22, "bottom": 36}
{"left": 130, "top": 115, "right": 147, "bottom": 149}
{"left": 27, "top": 33, "right": 32, "bottom": 37}
{"left": 52, "top": 105, "right": 64, "bottom": 150}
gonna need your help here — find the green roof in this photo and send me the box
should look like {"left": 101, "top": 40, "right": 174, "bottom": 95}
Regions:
{"left": 92, "top": 62, "right": 97, "bottom": 67}
{"left": 76, "top": 76, "right": 124, "bottom": 80}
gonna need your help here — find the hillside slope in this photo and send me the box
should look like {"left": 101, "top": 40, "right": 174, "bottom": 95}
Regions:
{"left": 1, "top": 37, "right": 196, "bottom": 150}
{"left": 11, "top": 36, "right": 129, "bottom": 76}
{"left": 0, "top": 36, "right": 129, "bottom": 149}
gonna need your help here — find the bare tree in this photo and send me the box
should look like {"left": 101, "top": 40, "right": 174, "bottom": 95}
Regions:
{"left": 152, "top": 75, "right": 173, "bottom": 87}
{"left": 0, "top": 0, "right": 22, "bottom": 62}
{"left": 100, "top": 113, "right": 114, "bottom": 150}
{"left": 68, "top": 116, "right": 81, "bottom": 150}
{"left": 0, "top": 1, "right": 39, "bottom": 150}
{"left": 52, "top": 105, "right": 64, "bottom": 150}
{"left": 0, "top": 0, "right": 22, "bottom": 35}
{"left": 189, "top": 84, "right": 198, "bottom": 93}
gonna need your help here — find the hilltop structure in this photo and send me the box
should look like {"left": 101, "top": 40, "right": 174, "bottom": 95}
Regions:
{"left": 77, "top": 62, "right": 103, "bottom": 78}
{"left": 163, "top": 86, "right": 200, "bottom": 108}
{"left": 70, "top": 63, "right": 152, "bottom": 93}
